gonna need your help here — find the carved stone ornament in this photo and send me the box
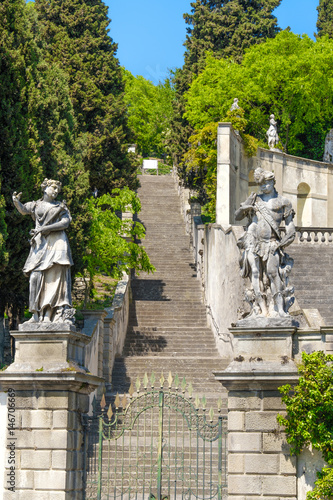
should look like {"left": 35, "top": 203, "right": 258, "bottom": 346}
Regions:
{"left": 12, "top": 178, "right": 76, "bottom": 328}
{"left": 235, "top": 168, "right": 296, "bottom": 327}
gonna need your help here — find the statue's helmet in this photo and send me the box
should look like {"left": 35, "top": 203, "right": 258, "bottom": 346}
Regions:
{"left": 253, "top": 168, "right": 275, "bottom": 185}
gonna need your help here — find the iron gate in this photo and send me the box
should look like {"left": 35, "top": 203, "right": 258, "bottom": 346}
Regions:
{"left": 83, "top": 373, "right": 227, "bottom": 500}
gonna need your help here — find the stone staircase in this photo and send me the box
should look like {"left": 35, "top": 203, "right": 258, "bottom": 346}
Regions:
{"left": 288, "top": 244, "right": 333, "bottom": 326}
{"left": 109, "top": 174, "right": 228, "bottom": 412}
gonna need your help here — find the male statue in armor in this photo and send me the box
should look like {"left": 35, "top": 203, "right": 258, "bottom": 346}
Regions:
{"left": 235, "top": 168, "right": 296, "bottom": 321}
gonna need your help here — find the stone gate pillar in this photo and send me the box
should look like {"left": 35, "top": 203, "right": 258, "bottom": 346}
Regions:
{"left": 0, "top": 324, "right": 102, "bottom": 499}
{"left": 214, "top": 327, "right": 299, "bottom": 500}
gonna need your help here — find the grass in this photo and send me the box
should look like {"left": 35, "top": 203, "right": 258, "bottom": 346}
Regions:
{"left": 74, "top": 274, "right": 118, "bottom": 311}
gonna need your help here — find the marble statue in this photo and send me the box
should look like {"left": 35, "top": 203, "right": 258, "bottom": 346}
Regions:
{"left": 12, "top": 179, "right": 75, "bottom": 324}
{"left": 266, "top": 114, "right": 279, "bottom": 150}
{"left": 235, "top": 168, "right": 296, "bottom": 326}
{"left": 323, "top": 129, "right": 333, "bottom": 162}
{"left": 230, "top": 98, "right": 240, "bottom": 112}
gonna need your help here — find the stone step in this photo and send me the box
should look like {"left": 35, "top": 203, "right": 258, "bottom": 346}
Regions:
{"left": 110, "top": 174, "right": 224, "bottom": 425}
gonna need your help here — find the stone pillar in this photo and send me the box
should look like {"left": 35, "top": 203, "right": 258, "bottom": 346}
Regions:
{"left": 216, "top": 123, "right": 232, "bottom": 226}
{"left": 327, "top": 166, "right": 333, "bottom": 226}
{"left": 0, "top": 324, "right": 102, "bottom": 499}
{"left": 103, "top": 315, "right": 116, "bottom": 384}
{"left": 214, "top": 327, "right": 299, "bottom": 500}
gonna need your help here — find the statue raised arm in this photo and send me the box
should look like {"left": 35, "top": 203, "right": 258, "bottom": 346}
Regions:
{"left": 13, "top": 179, "right": 75, "bottom": 325}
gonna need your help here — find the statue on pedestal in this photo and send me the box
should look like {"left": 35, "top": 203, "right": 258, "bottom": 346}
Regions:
{"left": 13, "top": 179, "right": 75, "bottom": 325}
{"left": 235, "top": 168, "right": 296, "bottom": 326}
{"left": 266, "top": 114, "right": 280, "bottom": 150}
{"left": 323, "top": 129, "right": 333, "bottom": 162}
{"left": 230, "top": 98, "right": 240, "bottom": 111}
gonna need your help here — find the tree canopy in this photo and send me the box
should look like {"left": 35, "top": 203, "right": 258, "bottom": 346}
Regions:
{"left": 0, "top": 0, "right": 153, "bottom": 324}
{"left": 185, "top": 31, "right": 333, "bottom": 160}
{"left": 123, "top": 71, "right": 175, "bottom": 158}
{"left": 317, "top": 0, "right": 333, "bottom": 38}
{"left": 0, "top": 0, "right": 93, "bottom": 322}
{"left": 167, "top": 0, "right": 282, "bottom": 168}
{"left": 184, "top": 0, "right": 281, "bottom": 67}
{"left": 34, "top": 0, "right": 138, "bottom": 194}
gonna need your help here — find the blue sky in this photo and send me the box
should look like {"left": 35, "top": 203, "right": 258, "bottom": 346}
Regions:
{"left": 106, "top": 0, "right": 319, "bottom": 84}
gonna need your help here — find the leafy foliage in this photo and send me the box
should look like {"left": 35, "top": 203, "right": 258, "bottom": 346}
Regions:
{"left": 0, "top": 0, "right": 92, "bottom": 322}
{"left": 278, "top": 351, "right": 333, "bottom": 500}
{"left": 83, "top": 189, "right": 155, "bottom": 304}
{"left": 317, "top": 0, "right": 333, "bottom": 38}
{"left": 181, "top": 122, "right": 218, "bottom": 220}
{"left": 34, "top": 0, "right": 138, "bottom": 194}
{"left": 123, "top": 71, "right": 175, "bottom": 158}
{"left": 185, "top": 31, "right": 333, "bottom": 160}
{"left": 181, "top": 108, "right": 258, "bottom": 220}
{"left": 167, "top": 0, "right": 281, "bottom": 168}
{"left": 183, "top": 0, "right": 281, "bottom": 66}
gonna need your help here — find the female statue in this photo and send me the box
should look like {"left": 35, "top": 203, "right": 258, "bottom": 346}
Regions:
{"left": 12, "top": 179, "right": 74, "bottom": 324}
{"left": 266, "top": 114, "right": 279, "bottom": 149}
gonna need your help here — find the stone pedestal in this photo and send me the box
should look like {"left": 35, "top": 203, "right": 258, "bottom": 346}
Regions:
{"left": 214, "top": 326, "right": 299, "bottom": 500}
{"left": 0, "top": 323, "right": 103, "bottom": 499}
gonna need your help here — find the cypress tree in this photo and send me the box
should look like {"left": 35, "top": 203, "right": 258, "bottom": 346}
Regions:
{"left": 0, "top": 0, "right": 43, "bottom": 321}
{"left": 317, "top": 0, "right": 333, "bottom": 38}
{"left": 168, "top": 0, "right": 281, "bottom": 167}
{"left": 184, "top": 0, "right": 281, "bottom": 66}
{"left": 34, "top": 0, "right": 138, "bottom": 194}
{"left": 0, "top": 0, "right": 90, "bottom": 323}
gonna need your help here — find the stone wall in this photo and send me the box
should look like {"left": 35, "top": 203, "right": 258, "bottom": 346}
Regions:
{"left": 0, "top": 274, "right": 131, "bottom": 498}
{"left": 81, "top": 274, "right": 131, "bottom": 414}
{"left": 215, "top": 123, "right": 333, "bottom": 228}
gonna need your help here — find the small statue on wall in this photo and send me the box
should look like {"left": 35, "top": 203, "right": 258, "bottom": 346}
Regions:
{"left": 235, "top": 168, "right": 296, "bottom": 326}
{"left": 323, "top": 129, "right": 333, "bottom": 162}
{"left": 12, "top": 179, "right": 75, "bottom": 325}
{"left": 266, "top": 114, "right": 280, "bottom": 150}
{"left": 230, "top": 98, "right": 240, "bottom": 112}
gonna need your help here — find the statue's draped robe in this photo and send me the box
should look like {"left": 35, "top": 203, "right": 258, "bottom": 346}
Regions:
{"left": 23, "top": 200, "right": 73, "bottom": 314}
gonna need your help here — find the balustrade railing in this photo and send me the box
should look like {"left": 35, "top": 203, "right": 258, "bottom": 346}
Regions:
{"left": 280, "top": 227, "right": 333, "bottom": 244}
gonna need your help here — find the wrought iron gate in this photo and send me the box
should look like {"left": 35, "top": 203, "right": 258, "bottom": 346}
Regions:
{"left": 83, "top": 373, "right": 227, "bottom": 500}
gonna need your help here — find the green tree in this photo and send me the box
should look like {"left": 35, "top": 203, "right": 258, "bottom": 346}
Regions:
{"left": 317, "top": 0, "right": 333, "bottom": 38}
{"left": 0, "top": 0, "right": 46, "bottom": 321}
{"left": 34, "top": 0, "right": 138, "bottom": 194}
{"left": 169, "top": 0, "right": 281, "bottom": 168}
{"left": 83, "top": 188, "right": 155, "bottom": 304}
{"left": 123, "top": 71, "right": 175, "bottom": 158}
{"left": 167, "top": 0, "right": 281, "bottom": 170}
{"left": 185, "top": 31, "right": 333, "bottom": 160}
{"left": 181, "top": 108, "right": 257, "bottom": 220}
{"left": 0, "top": 0, "right": 90, "bottom": 323}
{"left": 184, "top": 0, "right": 281, "bottom": 67}
{"left": 278, "top": 351, "right": 333, "bottom": 500}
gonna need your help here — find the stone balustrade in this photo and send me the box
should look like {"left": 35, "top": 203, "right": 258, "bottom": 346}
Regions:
{"left": 294, "top": 227, "right": 333, "bottom": 244}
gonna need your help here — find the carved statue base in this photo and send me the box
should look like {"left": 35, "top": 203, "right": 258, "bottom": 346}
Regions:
{"left": 236, "top": 315, "right": 296, "bottom": 329}
{"left": 6, "top": 326, "right": 89, "bottom": 373}
{"left": 19, "top": 321, "right": 76, "bottom": 332}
